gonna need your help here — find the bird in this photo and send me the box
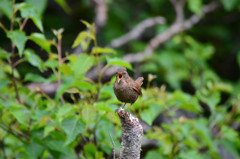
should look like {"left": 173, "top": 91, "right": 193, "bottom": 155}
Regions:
{"left": 113, "top": 67, "right": 144, "bottom": 110}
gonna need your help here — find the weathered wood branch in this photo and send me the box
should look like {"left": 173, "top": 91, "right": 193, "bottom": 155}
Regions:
{"left": 116, "top": 108, "right": 143, "bottom": 159}
{"left": 124, "top": 1, "right": 221, "bottom": 63}
{"left": 109, "top": 16, "right": 166, "bottom": 48}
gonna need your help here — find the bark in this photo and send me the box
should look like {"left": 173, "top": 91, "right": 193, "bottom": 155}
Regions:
{"left": 116, "top": 108, "right": 143, "bottom": 159}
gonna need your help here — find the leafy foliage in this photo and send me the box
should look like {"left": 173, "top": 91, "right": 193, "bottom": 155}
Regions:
{"left": 0, "top": 0, "right": 240, "bottom": 159}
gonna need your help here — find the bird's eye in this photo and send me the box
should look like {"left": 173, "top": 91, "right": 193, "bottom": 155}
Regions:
{"left": 123, "top": 72, "right": 126, "bottom": 75}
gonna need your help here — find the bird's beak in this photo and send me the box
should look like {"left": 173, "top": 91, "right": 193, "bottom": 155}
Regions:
{"left": 117, "top": 73, "right": 123, "bottom": 83}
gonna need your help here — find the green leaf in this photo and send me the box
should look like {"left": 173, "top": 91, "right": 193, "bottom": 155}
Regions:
{"left": 11, "top": 109, "right": 28, "bottom": 125}
{"left": 3, "top": 64, "right": 20, "bottom": 79}
{"left": 81, "top": 105, "right": 97, "bottom": 127}
{"left": 45, "top": 140, "right": 70, "bottom": 155}
{"left": 43, "top": 126, "right": 55, "bottom": 137}
{"left": 59, "top": 64, "right": 73, "bottom": 76}
{"left": 61, "top": 117, "right": 86, "bottom": 145}
{"left": 65, "top": 87, "right": 80, "bottom": 94}
{"left": 145, "top": 150, "right": 164, "bottom": 159}
{"left": 99, "top": 85, "right": 115, "bottom": 100}
{"left": 55, "top": 79, "right": 72, "bottom": 100}
{"left": 106, "top": 57, "right": 133, "bottom": 70}
{"left": 140, "top": 103, "right": 164, "bottom": 125}
{"left": 26, "top": 142, "right": 44, "bottom": 159}
{"left": 29, "top": 33, "right": 51, "bottom": 53}
{"left": 7, "top": 103, "right": 29, "bottom": 125}
{"left": 196, "top": 91, "right": 220, "bottom": 111}
{"left": 24, "top": 73, "right": 48, "bottom": 83}
{"left": 72, "top": 31, "right": 94, "bottom": 48}
{"left": 220, "top": 0, "right": 238, "bottom": 11}
{"left": 25, "top": 0, "right": 48, "bottom": 15}
{"left": 54, "top": 0, "right": 71, "bottom": 14}
{"left": 24, "top": 49, "right": 44, "bottom": 71}
{"left": 84, "top": 143, "right": 97, "bottom": 159}
{"left": 0, "top": 79, "right": 9, "bottom": 89}
{"left": 0, "top": 48, "right": 10, "bottom": 59}
{"left": 194, "top": 119, "right": 218, "bottom": 153}
{"left": 18, "top": 3, "right": 43, "bottom": 31}
{"left": 57, "top": 105, "right": 73, "bottom": 120}
{"left": 218, "top": 139, "right": 240, "bottom": 159}
{"left": 7, "top": 30, "right": 27, "bottom": 56}
{"left": 44, "top": 59, "right": 58, "bottom": 69}
{"left": 68, "top": 54, "right": 95, "bottom": 77}
{"left": 72, "top": 81, "right": 96, "bottom": 92}
{"left": 172, "top": 91, "right": 201, "bottom": 113}
{"left": 179, "top": 150, "right": 203, "bottom": 159}
{"left": 187, "top": 0, "right": 202, "bottom": 15}
{"left": 91, "top": 47, "right": 116, "bottom": 55}
{"left": 32, "top": 108, "right": 50, "bottom": 123}
{"left": 81, "top": 20, "right": 92, "bottom": 29}
{"left": 221, "top": 125, "right": 238, "bottom": 141}
{"left": 94, "top": 102, "right": 114, "bottom": 112}
{"left": 0, "top": 0, "right": 12, "bottom": 19}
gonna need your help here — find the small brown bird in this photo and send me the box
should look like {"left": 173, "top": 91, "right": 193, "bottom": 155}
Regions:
{"left": 113, "top": 67, "right": 144, "bottom": 110}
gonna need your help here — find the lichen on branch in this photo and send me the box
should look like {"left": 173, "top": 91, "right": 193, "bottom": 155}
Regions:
{"left": 116, "top": 108, "right": 143, "bottom": 159}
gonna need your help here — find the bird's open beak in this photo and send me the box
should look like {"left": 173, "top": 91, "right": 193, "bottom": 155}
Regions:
{"left": 117, "top": 73, "right": 123, "bottom": 83}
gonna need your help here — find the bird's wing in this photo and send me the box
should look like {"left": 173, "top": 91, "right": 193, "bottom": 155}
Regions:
{"left": 132, "top": 84, "right": 142, "bottom": 96}
{"left": 132, "top": 77, "right": 143, "bottom": 96}
{"left": 135, "top": 77, "right": 144, "bottom": 86}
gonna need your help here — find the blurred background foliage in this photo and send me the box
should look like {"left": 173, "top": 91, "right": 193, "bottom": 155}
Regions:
{"left": 0, "top": 0, "right": 240, "bottom": 159}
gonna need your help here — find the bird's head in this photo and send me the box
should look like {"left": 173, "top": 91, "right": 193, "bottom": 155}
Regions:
{"left": 116, "top": 68, "right": 128, "bottom": 84}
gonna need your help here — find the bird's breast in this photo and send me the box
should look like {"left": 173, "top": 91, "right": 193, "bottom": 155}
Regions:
{"left": 113, "top": 84, "right": 138, "bottom": 103}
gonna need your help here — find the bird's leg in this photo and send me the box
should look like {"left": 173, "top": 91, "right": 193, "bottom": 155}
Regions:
{"left": 121, "top": 103, "right": 126, "bottom": 109}
{"left": 127, "top": 103, "right": 133, "bottom": 113}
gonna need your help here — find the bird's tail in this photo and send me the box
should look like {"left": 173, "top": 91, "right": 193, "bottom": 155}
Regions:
{"left": 135, "top": 77, "right": 144, "bottom": 86}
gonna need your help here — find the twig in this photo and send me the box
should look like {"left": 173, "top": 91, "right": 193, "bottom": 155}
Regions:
{"left": 9, "top": 0, "right": 22, "bottom": 104}
{"left": 109, "top": 16, "right": 166, "bottom": 48}
{"left": 20, "top": 17, "right": 29, "bottom": 30}
{"left": 109, "top": 132, "right": 116, "bottom": 159}
{"left": 13, "top": 58, "right": 25, "bottom": 67}
{"left": 0, "top": 124, "right": 29, "bottom": 142}
{"left": 56, "top": 30, "right": 65, "bottom": 104}
{"left": 0, "top": 22, "right": 8, "bottom": 33}
{"left": 169, "top": 0, "right": 186, "bottom": 23}
{"left": 10, "top": 0, "right": 15, "bottom": 31}
{"left": 92, "top": 29, "right": 100, "bottom": 84}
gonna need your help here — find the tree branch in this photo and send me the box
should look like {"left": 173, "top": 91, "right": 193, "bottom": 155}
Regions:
{"left": 26, "top": 82, "right": 59, "bottom": 97}
{"left": 0, "top": 124, "right": 29, "bottom": 142}
{"left": 124, "top": 1, "right": 221, "bottom": 63}
{"left": 109, "top": 16, "right": 166, "bottom": 48}
{"left": 169, "top": 0, "right": 186, "bottom": 23}
{"left": 116, "top": 108, "right": 143, "bottom": 159}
